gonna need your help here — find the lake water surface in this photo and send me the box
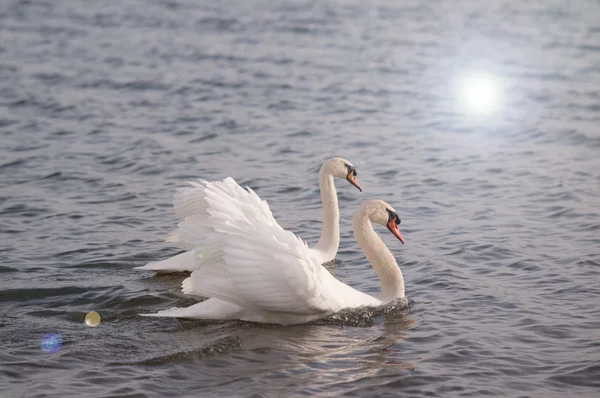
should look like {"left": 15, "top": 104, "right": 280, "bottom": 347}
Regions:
{"left": 1, "top": 0, "right": 600, "bottom": 396}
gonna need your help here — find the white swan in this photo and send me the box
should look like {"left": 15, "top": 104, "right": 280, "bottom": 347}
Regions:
{"left": 136, "top": 157, "right": 362, "bottom": 273}
{"left": 141, "top": 177, "right": 406, "bottom": 325}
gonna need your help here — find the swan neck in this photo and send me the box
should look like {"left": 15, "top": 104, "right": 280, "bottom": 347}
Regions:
{"left": 314, "top": 166, "right": 339, "bottom": 260}
{"left": 353, "top": 210, "right": 404, "bottom": 301}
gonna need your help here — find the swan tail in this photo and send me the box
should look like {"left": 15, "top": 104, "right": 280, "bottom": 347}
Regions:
{"left": 135, "top": 251, "right": 197, "bottom": 273}
{"left": 140, "top": 299, "right": 245, "bottom": 320}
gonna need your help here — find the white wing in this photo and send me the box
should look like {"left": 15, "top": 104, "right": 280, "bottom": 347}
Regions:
{"left": 172, "top": 177, "right": 338, "bottom": 316}
{"left": 140, "top": 177, "right": 330, "bottom": 273}
{"left": 166, "top": 177, "right": 273, "bottom": 248}
{"left": 172, "top": 179, "right": 210, "bottom": 221}
{"left": 139, "top": 178, "right": 278, "bottom": 270}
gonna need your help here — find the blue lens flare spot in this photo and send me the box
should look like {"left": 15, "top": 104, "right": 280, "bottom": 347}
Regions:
{"left": 41, "top": 333, "right": 62, "bottom": 353}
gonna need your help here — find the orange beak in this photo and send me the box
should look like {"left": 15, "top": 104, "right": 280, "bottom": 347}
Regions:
{"left": 387, "top": 218, "right": 405, "bottom": 244}
{"left": 346, "top": 173, "right": 362, "bottom": 192}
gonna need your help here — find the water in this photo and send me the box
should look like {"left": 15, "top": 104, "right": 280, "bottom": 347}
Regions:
{"left": 1, "top": 0, "right": 600, "bottom": 396}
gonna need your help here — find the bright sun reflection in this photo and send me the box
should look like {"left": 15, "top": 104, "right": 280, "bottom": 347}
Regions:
{"left": 456, "top": 71, "right": 503, "bottom": 115}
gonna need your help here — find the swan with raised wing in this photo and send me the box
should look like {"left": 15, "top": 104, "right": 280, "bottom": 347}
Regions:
{"left": 136, "top": 157, "right": 362, "bottom": 273}
{"left": 141, "top": 177, "right": 406, "bottom": 325}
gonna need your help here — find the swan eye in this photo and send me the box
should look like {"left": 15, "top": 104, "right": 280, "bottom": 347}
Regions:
{"left": 386, "top": 209, "right": 396, "bottom": 223}
{"left": 345, "top": 164, "right": 355, "bottom": 177}
{"left": 395, "top": 217, "right": 401, "bottom": 225}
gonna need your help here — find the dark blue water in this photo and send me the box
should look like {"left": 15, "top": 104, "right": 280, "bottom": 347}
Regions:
{"left": 2, "top": 0, "right": 600, "bottom": 396}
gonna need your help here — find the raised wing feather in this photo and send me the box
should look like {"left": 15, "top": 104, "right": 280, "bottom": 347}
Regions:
{"left": 181, "top": 177, "right": 334, "bottom": 315}
{"left": 167, "top": 177, "right": 274, "bottom": 248}
{"left": 172, "top": 177, "right": 273, "bottom": 225}
{"left": 172, "top": 180, "right": 210, "bottom": 221}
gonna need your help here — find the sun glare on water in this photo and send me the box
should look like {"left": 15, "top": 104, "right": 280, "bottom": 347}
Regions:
{"left": 456, "top": 71, "right": 504, "bottom": 116}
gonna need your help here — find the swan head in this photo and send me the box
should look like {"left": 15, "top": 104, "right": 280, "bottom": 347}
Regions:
{"left": 359, "top": 199, "right": 405, "bottom": 244}
{"left": 323, "top": 157, "right": 362, "bottom": 192}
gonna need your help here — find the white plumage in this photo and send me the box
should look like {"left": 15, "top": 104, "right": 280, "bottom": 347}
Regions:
{"left": 136, "top": 157, "right": 362, "bottom": 273}
{"left": 141, "top": 177, "right": 407, "bottom": 325}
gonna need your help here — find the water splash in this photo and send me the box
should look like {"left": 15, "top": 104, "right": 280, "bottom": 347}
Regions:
{"left": 315, "top": 298, "right": 414, "bottom": 327}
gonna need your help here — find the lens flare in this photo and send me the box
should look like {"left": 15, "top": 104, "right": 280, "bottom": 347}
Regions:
{"left": 456, "top": 71, "right": 503, "bottom": 115}
{"left": 41, "top": 333, "right": 62, "bottom": 353}
{"left": 85, "top": 311, "right": 101, "bottom": 327}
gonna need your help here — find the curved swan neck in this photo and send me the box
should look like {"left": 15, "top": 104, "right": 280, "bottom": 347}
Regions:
{"left": 352, "top": 208, "right": 405, "bottom": 301}
{"left": 314, "top": 164, "right": 339, "bottom": 260}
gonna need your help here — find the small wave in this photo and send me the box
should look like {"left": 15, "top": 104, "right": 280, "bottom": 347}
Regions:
{"left": 0, "top": 159, "right": 26, "bottom": 169}
{"left": 574, "top": 259, "right": 599, "bottom": 267}
{"left": 0, "top": 203, "right": 48, "bottom": 217}
{"left": 127, "top": 336, "right": 242, "bottom": 366}
{"left": 0, "top": 265, "right": 17, "bottom": 273}
{"left": 189, "top": 133, "right": 218, "bottom": 143}
{"left": 0, "top": 286, "right": 89, "bottom": 303}
{"left": 550, "top": 363, "right": 600, "bottom": 387}
{"left": 288, "top": 130, "right": 315, "bottom": 138}
{"left": 78, "top": 79, "right": 171, "bottom": 91}
{"left": 196, "top": 17, "right": 240, "bottom": 32}
{"left": 66, "top": 261, "right": 129, "bottom": 270}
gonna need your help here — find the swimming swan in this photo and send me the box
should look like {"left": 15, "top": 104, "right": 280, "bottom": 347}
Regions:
{"left": 141, "top": 177, "right": 406, "bottom": 325}
{"left": 136, "top": 157, "right": 362, "bottom": 273}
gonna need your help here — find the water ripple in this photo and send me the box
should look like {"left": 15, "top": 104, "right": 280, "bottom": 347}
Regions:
{"left": 1, "top": 0, "right": 600, "bottom": 397}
